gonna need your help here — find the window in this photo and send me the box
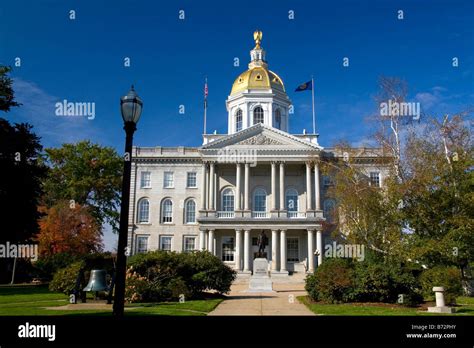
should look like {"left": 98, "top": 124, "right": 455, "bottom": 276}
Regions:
{"left": 185, "top": 199, "right": 196, "bottom": 224}
{"left": 287, "top": 237, "right": 299, "bottom": 262}
{"left": 253, "top": 106, "right": 264, "bottom": 125}
{"left": 161, "top": 199, "right": 173, "bottom": 223}
{"left": 137, "top": 198, "right": 150, "bottom": 223}
{"left": 285, "top": 188, "right": 298, "bottom": 212}
{"left": 140, "top": 171, "right": 151, "bottom": 188}
{"left": 187, "top": 172, "right": 197, "bottom": 188}
{"left": 163, "top": 172, "right": 174, "bottom": 188}
{"left": 235, "top": 109, "right": 243, "bottom": 132}
{"left": 253, "top": 188, "right": 267, "bottom": 212}
{"left": 370, "top": 172, "right": 381, "bottom": 187}
{"left": 222, "top": 188, "right": 235, "bottom": 212}
{"left": 222, "top": 236, "right": 235, "bottom": 262}
{"left": 323, "top": 199, "right": 336, "bottom": 222}
{"left": 183, "top": 236, "right": 196, "bottom": 252}
{"left": 274, "top": 109, "right": 281, "bottom": 129}
{"left": 136, "top": 236, "right": 148, "bottom": 253}
{"left": 160, "top": 236, "right": 172, "bottom": 251}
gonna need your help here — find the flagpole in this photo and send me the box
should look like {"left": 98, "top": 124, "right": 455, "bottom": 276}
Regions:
{"left": 311, "top": 75, "right": 315, "bottom": 134}
{"left": 203, "top": 77, "right": 207, "bottom": 135}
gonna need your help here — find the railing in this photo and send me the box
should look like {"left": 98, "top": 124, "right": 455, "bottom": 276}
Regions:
{"left": 217, "top": 211, "right": 235, "bottom": 218}
{"left": 251, "top": 211, "right": 269, "bottom": 218}
{"left": 287, "top": 211, "right": 306, "bottom": 218}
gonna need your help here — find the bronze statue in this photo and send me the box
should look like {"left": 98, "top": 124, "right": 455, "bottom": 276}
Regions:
{"left": 257, "top": 231, "right": 268, "bottom": 257}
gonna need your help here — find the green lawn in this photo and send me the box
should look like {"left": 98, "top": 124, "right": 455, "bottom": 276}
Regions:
{"left": 0, "top": 284, "right": 222, "bottom": 316}
{"left": 298, "top": 296, "right": 474, "bottom": 316}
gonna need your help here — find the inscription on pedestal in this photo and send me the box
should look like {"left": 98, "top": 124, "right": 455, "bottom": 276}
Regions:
{"left": 248, "top": 258, "right": 273, "bottom": 292}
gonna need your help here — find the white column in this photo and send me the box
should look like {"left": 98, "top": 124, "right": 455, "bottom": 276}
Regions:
{"left": 271, "top": 229, "right": 279, "bottom": 271}
{"left": 208, "top": 229, "right": 215, "bottom": 254}
{"left": 199, "top": 230, "right": 206, "bottom": 250}
{"left": 306, "top": 162, "right": 313, "bottom": 211}
{"left": 315, "top": 162, "right": 321, "bottom": 210}
{"left": 271, "top": 162, "right": 277, "bottom": 210}
{"left": 209, "top": 162, "right": 215, "bottom": 210}
{"left": 244, "top": 163, "right": 250, "bottom": 211}
{"left": 236, "top": 163, "right": 242, "bottom": 210}
{"left": 279, "top": 162, "right": 285, "bottom": 210}
{"left": 316, "top": 230, "right": 323, "bottom": 266}
{"left": 307, "top": 229, "right": 315, "bottom": 272}
{"left": 200, "top": 163, "right": 207, "bottom": 210}
{"left": 280, "top": 229, "right": 287, "bottom": 272}
{"left": 235, "top": 229, "right": 242, "bottom": 271}
{"left": 243, "top": 230, "right": 250, "bottom": 272}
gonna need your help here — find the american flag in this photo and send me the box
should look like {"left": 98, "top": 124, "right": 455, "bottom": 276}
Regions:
{"left": 204, "top": 78, "right": 208, "bottom": 108}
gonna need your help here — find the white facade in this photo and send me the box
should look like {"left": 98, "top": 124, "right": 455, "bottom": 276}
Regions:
{"left": 127, "top": 33, "right": 390, "bottom": 276}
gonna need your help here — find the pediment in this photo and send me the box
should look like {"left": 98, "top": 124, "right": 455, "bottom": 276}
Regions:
{"left": 201, "top": 124, "right": 321, "bottom": 150}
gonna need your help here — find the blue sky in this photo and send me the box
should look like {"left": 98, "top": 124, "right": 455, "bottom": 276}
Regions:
{"left": 1, "top": 0, "right": 473, "bottom": 249}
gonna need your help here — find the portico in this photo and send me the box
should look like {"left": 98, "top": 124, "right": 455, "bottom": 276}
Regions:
{"left": 197, "top": 124, "right": 325, "bottom": 275}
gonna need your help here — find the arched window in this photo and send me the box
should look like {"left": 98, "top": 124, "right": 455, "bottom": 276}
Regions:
{"left": 253, "top": 188, "right": 267, "bottom": 212}
{"left": 222, "top": 188, "right": 235, "bottom": 212}
{"left": 323, "top": 199, "right": 336, "bottom": 222}
{"left": 235, "top": 109, "right": 243, "bottom": 132}
{"left": 274, "top": 109, "right": 281, "bottom": 129}
{"left": 253, "top": 106, "right": 264, "bottom": 125}
{"left": 138, "top": 198, "right": 150, "bottom": 223}
{"left": 285, "top": 189, "right": 298, "bottom": 212}
{"left": 185, "top": 199, "right": 196, "bottom": 223}
{"left": 161, "top": 199, "right": 173, "bottom": 223}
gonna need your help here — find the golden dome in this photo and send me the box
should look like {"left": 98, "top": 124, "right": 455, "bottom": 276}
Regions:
{"left": 230, "top": 67, "right": 285, "bottom": 95}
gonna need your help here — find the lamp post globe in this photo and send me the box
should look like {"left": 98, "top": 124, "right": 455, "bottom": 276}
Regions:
{"left": 120, "top": 85, "right": 143, "bottom": 124}
{"left": 113, "top": 85, "right": 143, "bottom": 317}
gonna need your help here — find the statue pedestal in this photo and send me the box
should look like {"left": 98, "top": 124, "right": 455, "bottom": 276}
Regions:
{"left": 248, "top": 258, "right": 273, "bottom": 292}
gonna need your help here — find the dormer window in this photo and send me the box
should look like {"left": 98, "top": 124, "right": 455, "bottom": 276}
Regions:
{"left": 255, "top": 74, "right": 262, "bottom": 81}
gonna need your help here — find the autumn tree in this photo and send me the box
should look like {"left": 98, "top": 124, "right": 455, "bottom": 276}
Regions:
{"left": 36, "top": 201, "right": 103, "bottom": 257}
{"left": 42, "top": 141, "right": 123, "bottom": 232}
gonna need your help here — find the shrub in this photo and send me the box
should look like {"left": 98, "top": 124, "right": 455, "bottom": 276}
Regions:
{"left": 49, "top": 261, "right": 85, "bottom": 294}
{"left": 305, "top": 258, "right": 355, "bottom": 303}
{"left": 305, "top": 254, "right": 424, "bottom": 306}
{"left": 126, "top": 250, "right": 236, "bottom": 302}
{"left": 352, "top": 259, "right": 422, "bottom": 305}
{"left": 420, "top": 266, "right": 463, "bottom": 305}
{"left": 35, "top": 252, "right": 79, "bottom": 279}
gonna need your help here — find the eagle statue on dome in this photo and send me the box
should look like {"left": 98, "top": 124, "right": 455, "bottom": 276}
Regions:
{"left": 253, "top": 30, "right": 263, "bottom": 49}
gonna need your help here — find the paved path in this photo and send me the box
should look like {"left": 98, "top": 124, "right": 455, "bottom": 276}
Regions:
{"left": 208, "top": 283, "right": 314, "bottom": 316}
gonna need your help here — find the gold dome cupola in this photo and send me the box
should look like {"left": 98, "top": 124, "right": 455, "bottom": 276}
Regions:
{"left": 226, "top": 31, "right": 292, "bottom": 134}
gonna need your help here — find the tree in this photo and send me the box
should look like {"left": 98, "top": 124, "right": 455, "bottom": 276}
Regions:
{"left": 403, "top": 114, "right": 474, "bottom": 273}
{"left": 36, "top": 201, "right": 103, "bottom": 256}
{"left": 42, "top": 141, "right": 123, "bottom": 232}
{"left": 0, "top": 65, "right": 46, "bottom": 283}
{"left": 0, "top": 66, "right": 20, "bottom": 112}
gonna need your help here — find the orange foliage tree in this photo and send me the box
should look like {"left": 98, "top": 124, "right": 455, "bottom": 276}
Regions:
{"left": 36, "top": 200, "right": 103, "bottom": 257}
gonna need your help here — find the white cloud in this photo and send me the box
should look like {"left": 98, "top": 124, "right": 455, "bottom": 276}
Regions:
{"left": 9, "top": 78, "right": 100, "bottom": 147}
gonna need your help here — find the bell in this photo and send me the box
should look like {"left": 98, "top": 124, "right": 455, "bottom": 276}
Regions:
{"left": 83, "top": 269, "right": 108, "bottom": 292}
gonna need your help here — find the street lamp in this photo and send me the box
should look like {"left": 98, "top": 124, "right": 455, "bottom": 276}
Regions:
{"left": 113, "top": 85, "right": 143, "bottom": 317}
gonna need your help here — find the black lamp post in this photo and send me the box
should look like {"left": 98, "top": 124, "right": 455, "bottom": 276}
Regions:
{"left": 113, "top": 85, "right": 143, "bottom": 317}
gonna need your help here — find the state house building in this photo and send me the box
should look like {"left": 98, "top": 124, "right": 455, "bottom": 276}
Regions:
{"left": 126, "top": 32, "right": 388, "bottom": 277}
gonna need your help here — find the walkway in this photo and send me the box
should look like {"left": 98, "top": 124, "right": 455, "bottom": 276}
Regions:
{"left": 208, "top": 283, "right": 314, "bottom": 316}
